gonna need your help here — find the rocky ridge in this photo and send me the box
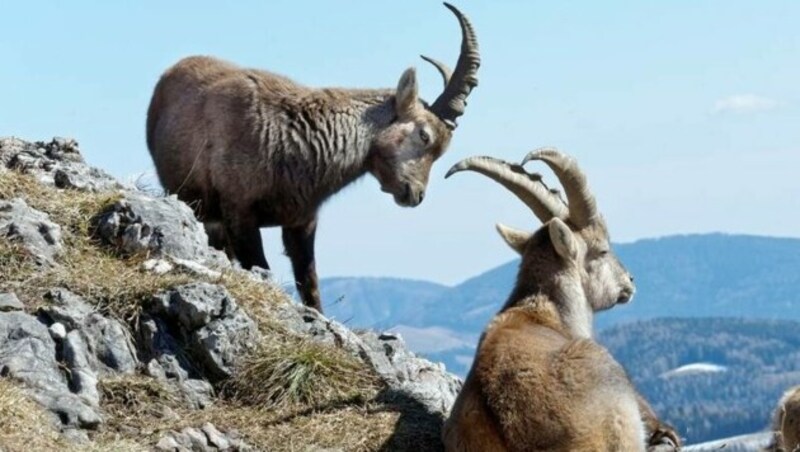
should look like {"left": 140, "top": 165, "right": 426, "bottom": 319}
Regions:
{"left": 0, "top": 136, "right": 460, "bottom": 451}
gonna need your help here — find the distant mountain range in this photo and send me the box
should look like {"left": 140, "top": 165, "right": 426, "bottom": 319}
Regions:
{"left": 313, "top": 233, "right": 800, "bottom": 375}
{"left": 302, "top": 233, "right": 800, "bottom": 444}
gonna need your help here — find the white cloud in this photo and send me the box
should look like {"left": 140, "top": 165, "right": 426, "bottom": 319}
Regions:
{"left": 713, "top": 94, "right": 782, "bottom": 114}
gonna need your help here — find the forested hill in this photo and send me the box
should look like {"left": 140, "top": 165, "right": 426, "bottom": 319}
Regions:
{"left": 600, "top": 317, "right": 800, "bottom": 444}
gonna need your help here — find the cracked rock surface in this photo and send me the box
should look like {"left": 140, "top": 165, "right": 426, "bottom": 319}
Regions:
{"left": 0, "top": 198, "right": 63, "bottom": 266}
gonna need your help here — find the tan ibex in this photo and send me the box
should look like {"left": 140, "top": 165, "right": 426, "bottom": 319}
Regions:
{"left": 145, "top": 3, "right": 480, "bottom": 312}
{"left": 765, "top": 385, "right": 800, "bottom": 452}
{"left": 441, "top": 149, "right": 680, "bottom": 451}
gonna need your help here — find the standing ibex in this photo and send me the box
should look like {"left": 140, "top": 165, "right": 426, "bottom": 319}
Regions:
{"left": 145, "top": 3, "right": 480, "bottom": 312}
{"left": 441, "top": 149, "right": 680, "bottom": 451}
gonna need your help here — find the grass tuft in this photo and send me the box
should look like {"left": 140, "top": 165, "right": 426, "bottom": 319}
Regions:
{"left": 225, "top": 337, "right": 382, "bottom": 411}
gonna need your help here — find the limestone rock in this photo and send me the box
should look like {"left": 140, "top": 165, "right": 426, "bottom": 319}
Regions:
{"left": 276, "top": 303, "right": 462, "bottom": 417}
{"left": 155, "top": 424, "right": 252, "bottom": 451}
{"left": 39, "top": 288, "right": 138, "bottom": 375}
{"left": 138, "top": 283, "right": 259, "bottom": 407}
{"left": 0, "top": 292, "right": 24, "bottom": 312}
{"left": 91, "top": 191, "right": 230, "bottom": 269}
{"left": 0, "top": 137, "right": 122, "bottom": 192}
{"left": 0, "top": 198, "right": 63, "bottom": 266}
{"left": 0, "top": 311, "right": 102, "bottom": 429}
{"left": 146, "top": 283, "right": 259, "bottom": 383}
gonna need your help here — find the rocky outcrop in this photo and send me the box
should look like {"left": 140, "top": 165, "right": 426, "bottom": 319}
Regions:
{"left": 0, "top": 198, "right": 63, "bottom": 266}
{"left": 0, "top": 310, "right": 102, "bottom": 429}
{"left": 39, "top": 288, "right": 139, "bottom": 376}
{"left": 0, "top": 137, "right": 122, "bottom": 192}
{"left": 139, "top": 283, "right": 260, "bottom": 407}
{"left": 0, "top": 136, "right": 464, "bottom": 446}
{"left": 0, "top": 292, "right": 24, "bottom": 311}
{"left": 276, "top": 304, "right": 461, "bottom": 417}
{"left": 92, "top": 191, "right": 230, "bottom": 270}
{"left": 0, "top": 289, "right": 140, "bottom": 430}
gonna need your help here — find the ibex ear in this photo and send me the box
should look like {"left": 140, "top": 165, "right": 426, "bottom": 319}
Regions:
{"left": 496, "top": 223, "right": 531, "bottom": 255}
{"left": 548, "top": 218, "right": 578, "bottom": 262}
{"left": 395, "top": 67, "right": 419, "bottom": 118}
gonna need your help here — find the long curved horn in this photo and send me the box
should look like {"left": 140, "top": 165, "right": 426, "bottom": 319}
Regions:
{"left": 521, "top": 148, "right": 598, "bottom": 228}
{"left": 428, "top": 2, "right": 480, "bottom": 129}
{"left": 446, "top": 156, "right": 568, "bottom": 223}
{"left": 420, "top": 55, "right": 452, "bottom": 88}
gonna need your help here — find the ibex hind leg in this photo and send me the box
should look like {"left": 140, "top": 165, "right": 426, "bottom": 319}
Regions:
{"left": 204, "top": 221, "right": 234, "bottom": 258}
{"left": 282, "top": 219, "right": 322, "bottom": 312}
{"left": 221, "top": 207, "right": 269, "bottom": 271}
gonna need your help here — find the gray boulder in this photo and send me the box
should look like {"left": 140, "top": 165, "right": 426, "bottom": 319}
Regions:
{"left": 138, "top": 315, "right": 215, "bottom": 409}
{"left": 145, "top": 283, "right": 259, "bottom": 382}
{"left": 0, "top": 137, "right": 122, "bottom": 192}
{"left": 276, "top": 304, "right": 461, "bottom": 417}
{"left": 0, "top": 198, "right": 63, "bottom": 266}
{"left": 0, "top": 311, "right": 102, "bottom": 429}
{"left": 39, "top": 288, "right": 138, "bottom": 375}
{"left": 92, "top": 191, "right": 230, "bottom": 269}
{"left": 138, "top": 283, "right": 259, "bottom": 407}
{"left": 155, "top": 423, "right": 252, "bottom": 451}
{"left": 0, "top": 292, "right": 24, "bottom": 312}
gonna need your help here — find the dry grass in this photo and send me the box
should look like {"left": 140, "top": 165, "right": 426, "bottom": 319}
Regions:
{"left": 0, "top": 170, "right": 292, "bottom": 324}
{"left": 0, "top": 171, "right": 193, "bottom": 320}
{"left": 98, "top": 376, "right": 185, "bottom": 434}
{"left": 213, "top": 403, "right": 402, "bottom": 452}
{"left": 216, "top": 269, "right": 292, "bottom": 332}
{"left": 225, "top": 337, "right": 382, "bottom": 411}
{"left": 0, "top": 379, "right": 64, "bottom": 451}
{"left": 94, "top": 374, "right": 408, "bottom": 452}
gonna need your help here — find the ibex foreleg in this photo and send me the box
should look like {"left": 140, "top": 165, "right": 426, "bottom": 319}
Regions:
{"left": 283, "top": 219, "right": 321, "bottom": 312}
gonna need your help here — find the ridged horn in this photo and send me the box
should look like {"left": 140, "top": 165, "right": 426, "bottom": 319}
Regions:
{"left": 446, "top": 156, "right": 568, "bottom": 223}
{"left": 521, "top": 148, "right": 598, "bottom": 228}
{"left": 428, "top": 2, "right": 480, "bottom": 129}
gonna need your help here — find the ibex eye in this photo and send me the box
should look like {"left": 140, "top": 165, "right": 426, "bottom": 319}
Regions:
{"left": 419, "top": 129, "right": 430, "bottom": 144}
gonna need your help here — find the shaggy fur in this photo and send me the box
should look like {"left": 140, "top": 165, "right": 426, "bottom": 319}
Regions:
{"left": 146, "top": 54, "right": 455, "bottom": 311}
{"left": 766, "top": 385, "right": 800, "bottom": 452}
{"left": 442, "top": 152, "right": 680, "bottom": 451}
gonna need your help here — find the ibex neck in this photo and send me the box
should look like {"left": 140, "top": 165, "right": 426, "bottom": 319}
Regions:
{"left": 296, "top": 88, "right": 394, "bottom": 199}
{"left": 502, "top": 274, "right": 594, "bottom": 339}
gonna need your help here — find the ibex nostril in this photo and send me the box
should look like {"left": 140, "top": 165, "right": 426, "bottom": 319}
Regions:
{"left": 418, "top": 190, "right": 425, "bottom": 203}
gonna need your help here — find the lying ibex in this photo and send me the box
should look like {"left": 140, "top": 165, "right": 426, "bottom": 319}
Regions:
{"left": 146, "top": 3, "right": 480, "bottom": 311}
{"left": 766, "top": 385, "right": 800, "bottom": 452}
{"left": 441, "top": 149, "right": 680, "bottom": 451}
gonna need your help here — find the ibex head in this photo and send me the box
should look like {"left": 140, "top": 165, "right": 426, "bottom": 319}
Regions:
{"left": 369, "top": 2, "right": 479, "bottom": 207}
{"left": 446, "top": 149, "right": 635, "bottom": 317}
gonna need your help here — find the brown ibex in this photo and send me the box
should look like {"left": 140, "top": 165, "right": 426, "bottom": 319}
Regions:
{"left": 441, "top": 149, "right": 680, "bottom": 451}
{"left": 145, "top": 3, "right": 480, "bottom": 312}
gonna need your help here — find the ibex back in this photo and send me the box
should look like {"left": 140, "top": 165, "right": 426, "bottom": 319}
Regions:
{"left": 146, "top": 3, "right": 480, "bottom": 312}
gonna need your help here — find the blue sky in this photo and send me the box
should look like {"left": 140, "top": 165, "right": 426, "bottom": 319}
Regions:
{"left": 2, "top": 1, "right": 798, "bottom": 286}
